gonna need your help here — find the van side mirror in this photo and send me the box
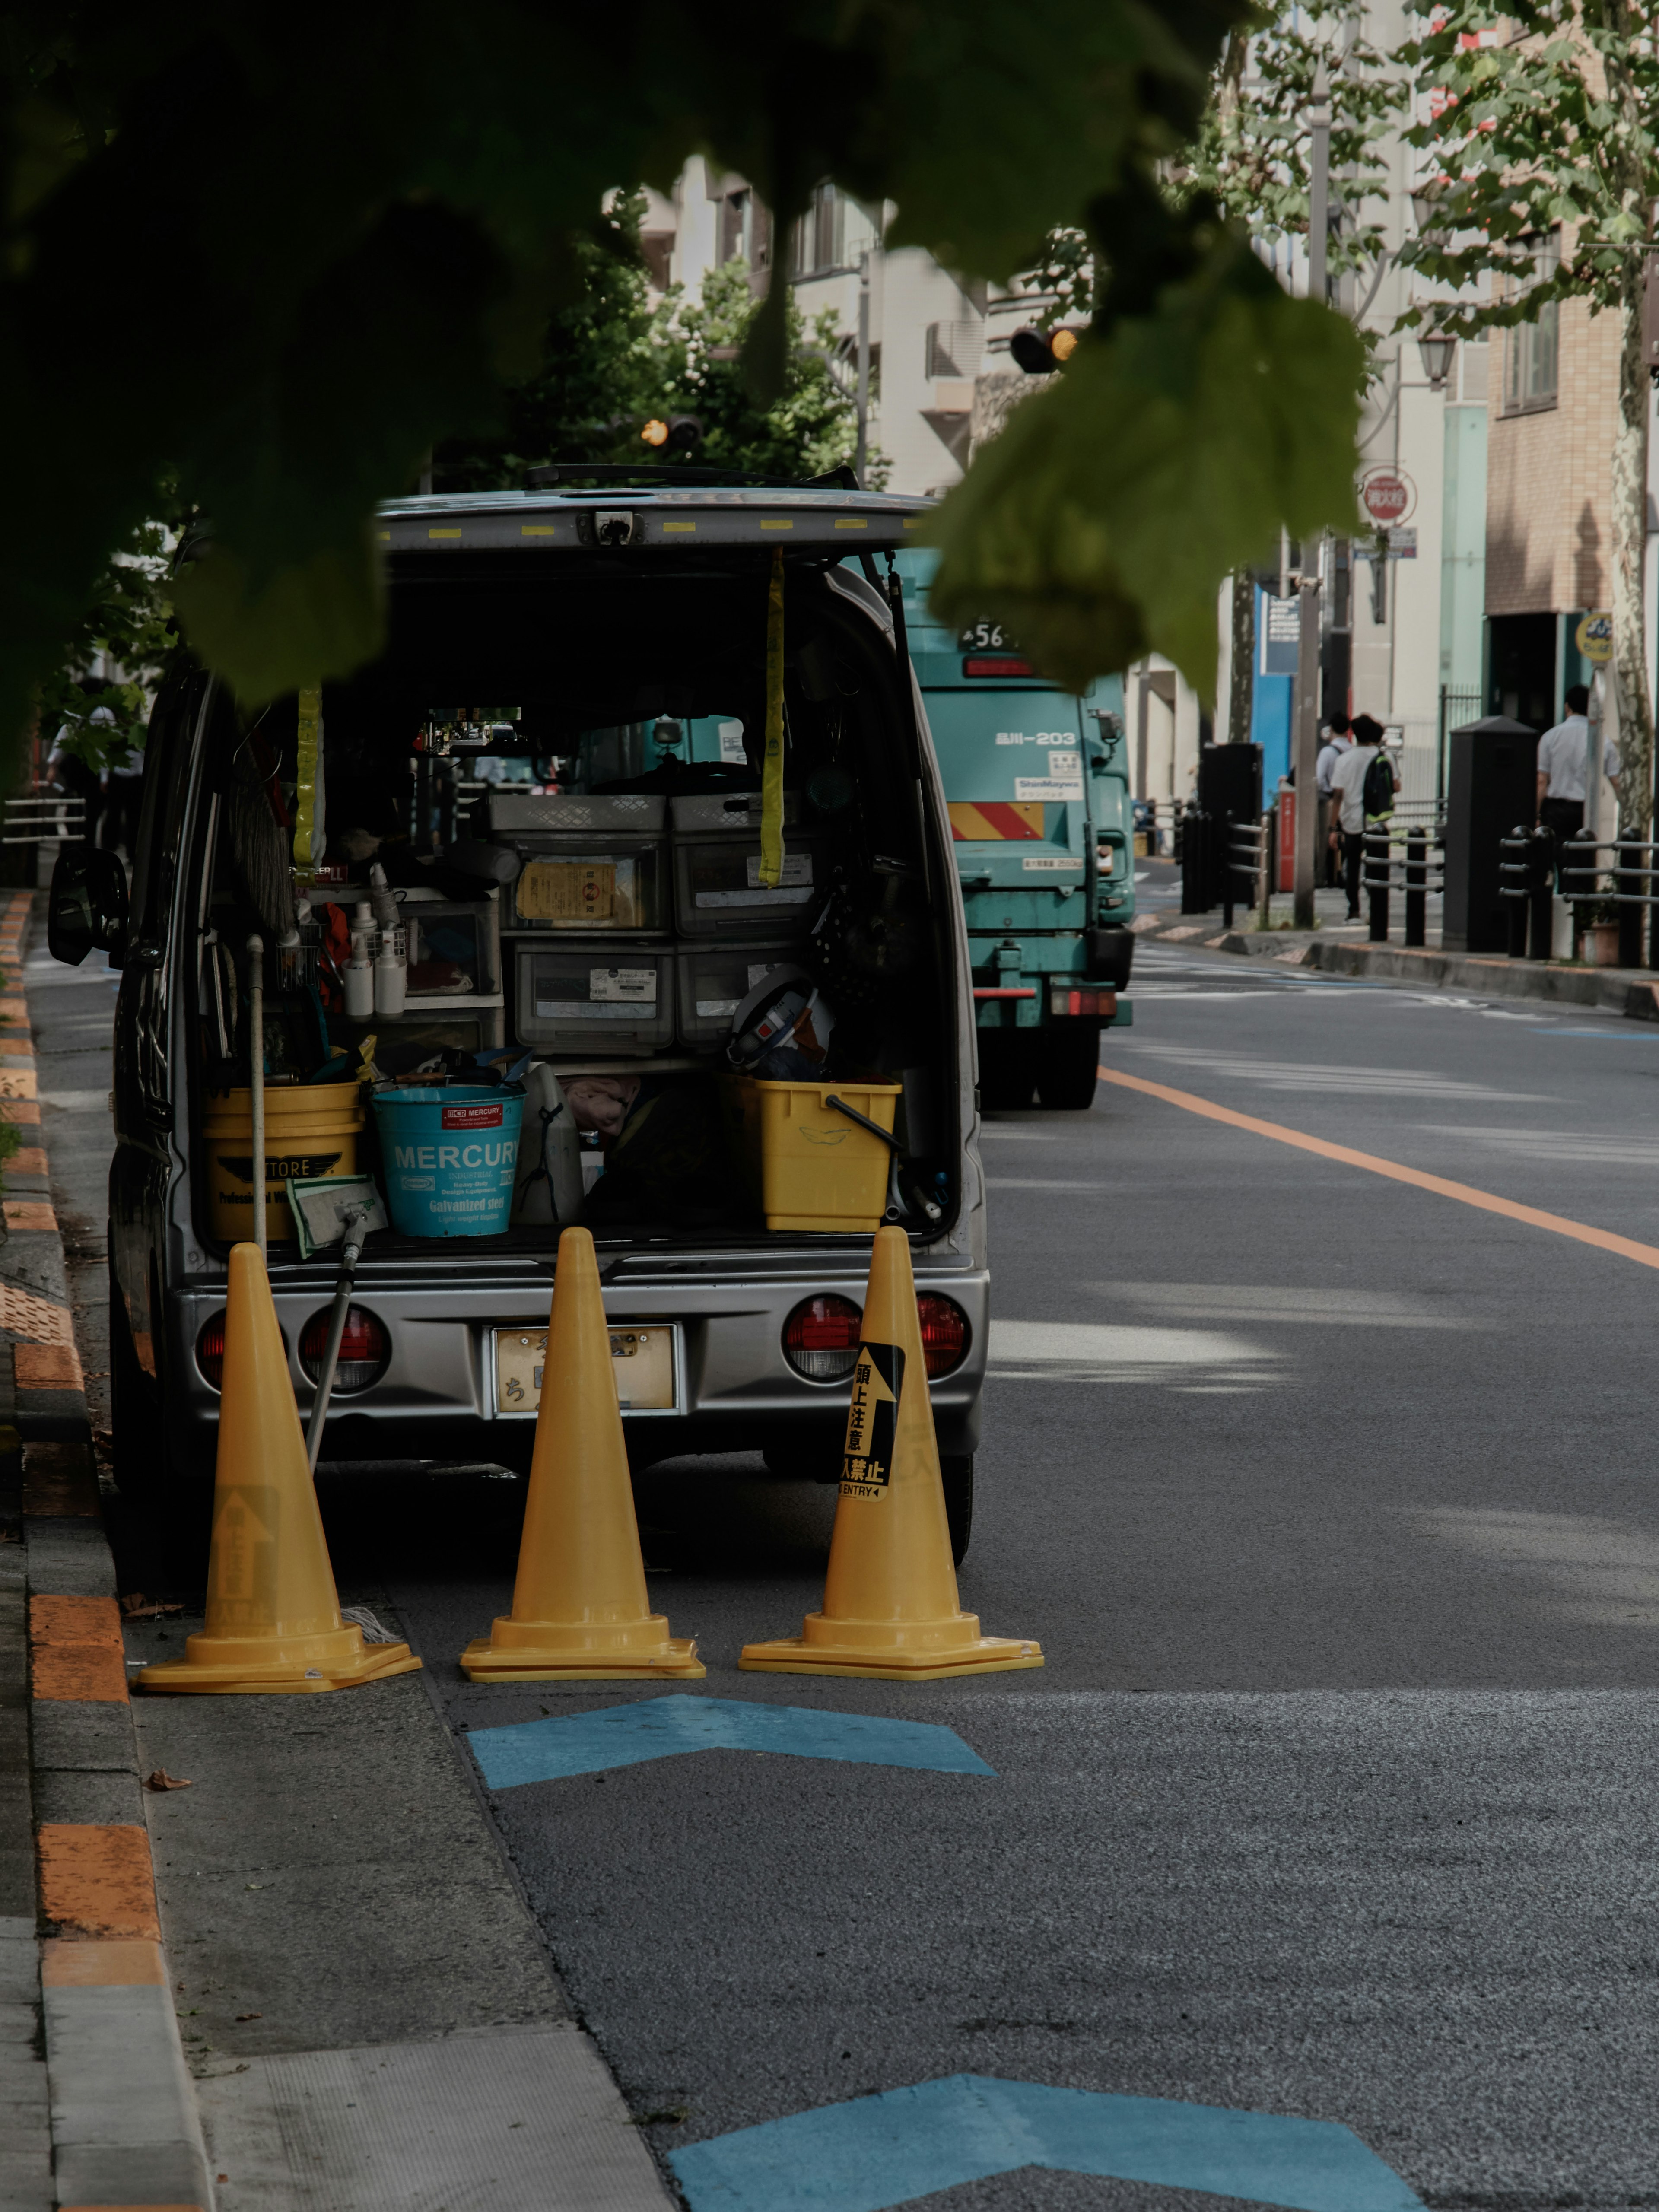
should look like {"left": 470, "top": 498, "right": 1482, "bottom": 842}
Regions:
{"left": 48, "top": 845, "right": 129, "bottom": 967}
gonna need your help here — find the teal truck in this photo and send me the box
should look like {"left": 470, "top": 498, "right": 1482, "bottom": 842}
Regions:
{"left": 897, "top": 551, "right": 1135, "bottom": 1112}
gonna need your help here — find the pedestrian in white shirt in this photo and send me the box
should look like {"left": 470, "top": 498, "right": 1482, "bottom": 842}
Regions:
{"left": 1315, "top": 713, "right": 1353, "bottom": 887}
{"left": 1327, "top": 713, "right": 1397, "bottom": 919}
{"left": 1535, "top": 685, "right": 1618, "bottom": 854}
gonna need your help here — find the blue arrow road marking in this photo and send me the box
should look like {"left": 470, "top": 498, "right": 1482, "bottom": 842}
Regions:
{"left": 669, "top": 2075, "right": 1425, "bottom": 2212}
{"left": 467, "top": 1695, "right": 995, "bottom": 1790}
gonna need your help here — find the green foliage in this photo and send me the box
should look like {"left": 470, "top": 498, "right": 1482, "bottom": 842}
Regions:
{"left": 1025, "top": 229, "right": 1097, "bottom": 330}
{"left": 928, "top": 222, "right": 1367, "bottom": 697}
{"left": 443, "top": 195, "right": 871, "bottom": 486}
{"left": 1398, "top": 0, "right": 1658, "bottom": 331}
{"left": 3, "top": 0, "right": 1372, "bottom": 729}
{"left": 36, "top": 515, "right": 175, "bottom": 774}
{"left": 645, "top": 261, "right": 874, "bottom": 483}
{"left": 1185, "top": 0, "right": 1406, "bottom": 279}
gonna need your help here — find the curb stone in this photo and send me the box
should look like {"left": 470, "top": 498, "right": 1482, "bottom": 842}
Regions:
{"left": 3, "top": 892, "right": 215, "bottom": 2212}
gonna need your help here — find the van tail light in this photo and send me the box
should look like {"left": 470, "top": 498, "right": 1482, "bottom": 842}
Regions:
{"left": 916, "top": 1294, "right": 970, "bottom": 1378}
{"left": 783, "top": 1294, "right": 863, "bottom": 1381}
{"left": 196, "top": 1311, "right": 228, "bottom": 1390}
{"left": 299, "top": 1306, "right": 390, "bottom": 1394}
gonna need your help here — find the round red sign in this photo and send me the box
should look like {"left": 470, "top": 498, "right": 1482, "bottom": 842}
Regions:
{"left": 1360, "top": 469, "right": 1415, "bottom": 526}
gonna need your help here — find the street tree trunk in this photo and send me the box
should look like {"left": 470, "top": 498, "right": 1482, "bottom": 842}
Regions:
{"left": 1609, "top": 271, "right": 1652, "bottom": 838}
{"left": 1601, "top": 8, "right": 1654, "bottom": 838}
{"left": 1227, "top": 572, "right": 1255, "bottom": 744}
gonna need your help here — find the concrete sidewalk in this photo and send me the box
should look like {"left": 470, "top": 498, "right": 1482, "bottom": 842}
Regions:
{"left": 22, "top": 900, "right": 675, "bottom": 2210}
{"left": 1131, "top": 902, "right": 1659, "bottom": 1018}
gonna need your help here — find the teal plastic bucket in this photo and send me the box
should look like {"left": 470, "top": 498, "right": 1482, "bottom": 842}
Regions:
{"left": 372, "top": 1085, "right": 524, "bottom": 1237}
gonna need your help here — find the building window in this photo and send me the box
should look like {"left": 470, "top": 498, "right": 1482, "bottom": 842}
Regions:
{"left": 1503, "top": 236, "right": 1559, "bottom": 414}
{"left": 925, "top": 322, "right": 984, "bottom": 379}
{"left": 791, "top": 184, "right": 878, "bottom": 278}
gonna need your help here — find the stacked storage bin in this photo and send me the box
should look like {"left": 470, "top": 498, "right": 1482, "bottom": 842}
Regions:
{"left": 668, "top": 791, "right": 819, "bottom": 1049}
{"left": 491, "top": 792, "right": 675, "bottom": 1054}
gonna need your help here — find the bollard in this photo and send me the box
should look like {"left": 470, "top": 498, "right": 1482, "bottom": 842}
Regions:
{"left": 1405, "top": 828, "right": 1427, "bottom": 948}
{"left": 1365, "top": 826, "right": 1389, "bottom": 944}
{"left": 1618, "top": 839, "right": 1643, "bottom": 969}
{"left": 1179, "top": 801, "right": 1210, "bottom": 913}
{"left": 1527, "top": 825, "right": 1553, "bottom": 959}
{"left": 1503, "top": 825, "right": 1531, "bottom": 958}
{"left": 1560, "top": 823, "right": 1598, "bottom": 954}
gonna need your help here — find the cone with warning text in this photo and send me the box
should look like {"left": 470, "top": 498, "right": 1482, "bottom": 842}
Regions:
{"left": 138, "top": 1244, "right": 420, "bottom": 1694}
{"left": 460, "top": 1226, "right": 703, "bottom": 1680}
{"left": 741, "top": 1226, "right": 1043, "bottom": 1679}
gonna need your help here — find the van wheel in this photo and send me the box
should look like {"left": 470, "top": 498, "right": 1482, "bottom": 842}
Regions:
{"left": 1036, "top": 1027, "right": 1101, "bottom": 1111}
{"left": 941, "top": 1455, "right": 973, "bottom": 1564}
{"left": 977, "top": 1036, "right": 1035, "bottom": 1112}
{"left": 109, "top": 1269, "right": 168, "bottom": 1507}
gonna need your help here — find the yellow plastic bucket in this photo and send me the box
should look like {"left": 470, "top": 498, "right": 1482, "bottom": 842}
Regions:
{"left": 725, "top": 1077, "right": 901, "bottom": 1233}
{"left": 202, "top": 1086, "right": 365, "bottom": 1244}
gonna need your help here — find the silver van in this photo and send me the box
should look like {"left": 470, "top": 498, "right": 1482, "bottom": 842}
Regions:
{"left": 56, "top": 479, "right": 990, "bottom": 1554}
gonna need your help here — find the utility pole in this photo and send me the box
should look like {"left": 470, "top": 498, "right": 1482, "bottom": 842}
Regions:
{"left": 854, "top": 251, "right": 871, "bottom": 487}
{"left": 1291, "top": 58, "right": 1331, "bottom": 929}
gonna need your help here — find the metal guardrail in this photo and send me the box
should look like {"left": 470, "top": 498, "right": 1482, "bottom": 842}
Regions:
{"left": 3, "top": 795, "right": 86, "bottom": 847}
{"left": 1134, "top": 799, "right": 1185, "bottom": 862}
{"left": 1221, "top": 817, "right": 1269, "bottom": 931}
{"left": 1510, "top": 826, "right": 1659, "bottom": 967}
{"left": 1361, "top": 821, "right": 1446, "bottom": 948}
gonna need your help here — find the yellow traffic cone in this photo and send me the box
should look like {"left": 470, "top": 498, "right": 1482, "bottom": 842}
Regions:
{"left": 741, "top": 1227, "right": 1042, "bottom": 1680}
{"left": 460, "top": 1227, "right": 703, "bottom": 1681}
{"left": 138, "top": 1244, "right": 420, "bottom": 1694}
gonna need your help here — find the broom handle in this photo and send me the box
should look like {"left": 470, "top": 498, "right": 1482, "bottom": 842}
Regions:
{"left": 305, "top": 1207, "right": 369, "bottom": 1471}
{"left": 247, "top": 934, "right": 265, "bottom": 1259}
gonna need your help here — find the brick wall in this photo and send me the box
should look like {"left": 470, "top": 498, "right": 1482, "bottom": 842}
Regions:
{"left": 1486, "top": 293, "right": 1621, "bottom": 615}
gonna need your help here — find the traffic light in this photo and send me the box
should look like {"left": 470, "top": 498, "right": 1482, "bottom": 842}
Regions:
{"left": 1009, "top": 326, "right": 1083, "bottom": 375}
{"left": 639, "top": 414, "right": 704, "bottom": 453}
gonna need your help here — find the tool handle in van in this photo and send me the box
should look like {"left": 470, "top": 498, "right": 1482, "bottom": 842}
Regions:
{"left": 826, "top": 1093, "right": 901, "bottom": 1152}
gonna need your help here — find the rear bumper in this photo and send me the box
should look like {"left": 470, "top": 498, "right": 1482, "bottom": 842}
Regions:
{"left": 161, "top": 1259, "right": 988, "bottom": 1484}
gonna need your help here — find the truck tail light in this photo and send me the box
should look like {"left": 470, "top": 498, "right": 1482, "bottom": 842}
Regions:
{"left": 1049, "top": 986, "right": 1116, "bottom": 1018}
{"left": 299, "top": 1306, "right": 390, "bottom": 1394}
{"left": 783, "top": 1294, "right": 863, "bottom": 1381}
{"left": 963, "top": 655, "right": 1034, "bottom": 677}
{"left": 916, "top": 1294, "right": 970, "bottom": 1378}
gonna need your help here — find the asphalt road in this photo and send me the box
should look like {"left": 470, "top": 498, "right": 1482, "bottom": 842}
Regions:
{"left": 71, "top": 937, "right": 1659, "bottom": 2206}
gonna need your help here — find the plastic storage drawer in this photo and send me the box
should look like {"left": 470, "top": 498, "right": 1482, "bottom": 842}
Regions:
{"left": 669, "top": 793, "right": 819, "bottom": 939}
{"left": 496, "top": 793, "right": 667, "bottom": 934}
{"left": 674, "top": 941, "right": 804, "bottom": 1048}
{"left": 514, "top": 943, "right": 676, "bottom": 1053}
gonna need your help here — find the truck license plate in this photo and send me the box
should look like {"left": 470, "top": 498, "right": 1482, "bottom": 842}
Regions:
{"left": 492, "top": 1325, "right": 678, "bottom": 1416}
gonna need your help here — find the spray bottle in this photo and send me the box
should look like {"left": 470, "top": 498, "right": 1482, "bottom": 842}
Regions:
{"left": 368, "top": 862, "right": 407, "bottom": 1016}
{"left": 344, "top": 901, "right": 375, "bottom": 1020}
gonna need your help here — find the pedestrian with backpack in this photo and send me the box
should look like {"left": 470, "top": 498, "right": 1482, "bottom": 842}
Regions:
{"left": 1327, "top": 712, "right": 1398, "bottom": 921}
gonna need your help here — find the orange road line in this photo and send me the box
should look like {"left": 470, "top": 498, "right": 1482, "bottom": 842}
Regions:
{"left": 1096, "top": 1065, "right": 1659, "bottom": 1272}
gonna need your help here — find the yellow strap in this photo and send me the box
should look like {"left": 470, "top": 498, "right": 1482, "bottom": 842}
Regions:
{"left": 294, "top": 685, "right": 322, "bottom": 876}
{"left": 759, "top": 550, "right": 785, "bottom": 888}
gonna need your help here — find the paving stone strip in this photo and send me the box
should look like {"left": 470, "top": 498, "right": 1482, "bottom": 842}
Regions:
{"left": 0, "top": 890, "right": 216, "bottom": 2212}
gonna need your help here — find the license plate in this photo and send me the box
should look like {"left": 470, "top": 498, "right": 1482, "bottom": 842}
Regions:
{"left": 492, "top": 1324, "right": 679, "bottom": 1416}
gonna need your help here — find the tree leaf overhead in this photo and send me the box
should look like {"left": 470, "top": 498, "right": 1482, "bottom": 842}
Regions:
{"left": 2, "top": 0, "right": 1363, "bottom": 751}
{"left": 928, "top": 221, "right": 1367, "bottom": 697}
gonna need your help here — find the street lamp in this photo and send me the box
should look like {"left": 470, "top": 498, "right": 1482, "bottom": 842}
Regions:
{"left": 1418, "top": 332, "right": 1456, "bottom": 390}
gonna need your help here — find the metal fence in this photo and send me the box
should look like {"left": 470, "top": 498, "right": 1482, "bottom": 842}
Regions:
{"left": 3, "top": 795, "right": 86, "bottom": 847}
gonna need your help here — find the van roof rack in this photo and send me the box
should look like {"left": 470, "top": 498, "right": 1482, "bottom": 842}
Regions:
{"left": 524, "top": 463, "right": 861, "bottom": 492}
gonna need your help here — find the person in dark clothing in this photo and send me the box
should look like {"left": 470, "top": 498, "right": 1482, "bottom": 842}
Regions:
{"left": 1327, "top": 712, "right": 1395, "bottom": 920}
